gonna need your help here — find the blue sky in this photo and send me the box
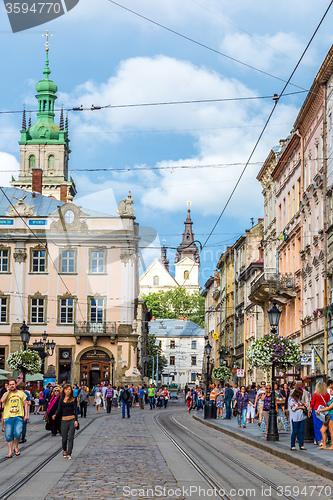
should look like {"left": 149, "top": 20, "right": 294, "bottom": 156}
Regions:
{"left": 1, "top": 0, "right": 333, "bottom": 285}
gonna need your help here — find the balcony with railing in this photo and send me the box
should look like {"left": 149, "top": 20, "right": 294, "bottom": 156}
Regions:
{"left": 249, "top": 271, "right": 299, "bottom": 305}
{"left": 74, "top": 321, "right": 117, "bottom": 344}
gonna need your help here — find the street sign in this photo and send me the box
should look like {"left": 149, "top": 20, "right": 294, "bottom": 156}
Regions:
{"left": 237, "top": 369, "right": 244, "bottom": 377}
{"left": 300, "top": 353, "right": 312, "bottom": 365}
{"left": 212, "top": 332, "right": 219, "bottom": 341}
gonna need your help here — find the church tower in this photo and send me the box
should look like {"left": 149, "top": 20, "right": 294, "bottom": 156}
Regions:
{"left": 174, "top": 202, "right": 200, "bottom": 292}
{"left": 11, "top": 31, "right": 76, "bottom": 202}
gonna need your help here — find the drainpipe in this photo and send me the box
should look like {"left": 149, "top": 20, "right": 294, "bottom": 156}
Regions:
{"left": 296, "top": 128, "right": 305, "bottom": 358}
{"left": 323, "top": 82, "right": 328, "bottom": 378}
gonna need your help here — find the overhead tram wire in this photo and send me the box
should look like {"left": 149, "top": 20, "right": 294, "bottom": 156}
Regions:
{"left": 201, "top": 0, "right": 333, "bottom": 252}
{"left": 107, "top": 0, "right": 308, "bottom": 91}
{"left": 0, "top": 186, "right": 85, "bottom": 321}
{"left": 0, "top": 91, "right": 307, "bottom": 116}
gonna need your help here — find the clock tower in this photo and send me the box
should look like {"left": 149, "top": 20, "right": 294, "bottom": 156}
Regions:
{"left": 11, "top": 31, "right": 76, "bottom": 201}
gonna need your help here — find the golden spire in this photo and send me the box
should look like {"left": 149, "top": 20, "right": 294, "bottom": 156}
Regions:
{"left": 42, "top": 30, "right": 53, "bottom": 52}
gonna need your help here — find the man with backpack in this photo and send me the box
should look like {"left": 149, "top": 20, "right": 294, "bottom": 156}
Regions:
{"left": 118, "top": 385, "right": 132, "bottom": 418}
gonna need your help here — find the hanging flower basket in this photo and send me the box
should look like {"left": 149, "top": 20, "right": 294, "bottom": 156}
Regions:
{"left": 211, "top": 366, "right": 232, "bottom": 381}
{"left": 7, "top": 349, "right": 41, "bottom": 375}
{"left": 246, "top": 332, "right": 300, "bottom": 372}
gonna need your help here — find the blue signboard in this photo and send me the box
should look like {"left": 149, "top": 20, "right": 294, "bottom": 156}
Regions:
{"left": 29, "top": 220, "right": 47, "bottom": 226}
{"left": 0, "top": 219, "right": 13, "bottom": 225}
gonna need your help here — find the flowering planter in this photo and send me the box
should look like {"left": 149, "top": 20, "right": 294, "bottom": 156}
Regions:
{"left": 7, "top": 349, "right": 42, "bottom": 375}
{"left": 246, "top": 332, "right": 301, "bottom": 372}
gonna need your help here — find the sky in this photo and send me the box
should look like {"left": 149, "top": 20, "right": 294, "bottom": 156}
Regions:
{"left": 1, "top": 0, "right": 333, "bottom": 286}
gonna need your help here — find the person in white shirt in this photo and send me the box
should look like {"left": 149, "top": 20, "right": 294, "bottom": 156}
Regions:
{"left": 101, "top": 384, "right": 107, "bottom": 409}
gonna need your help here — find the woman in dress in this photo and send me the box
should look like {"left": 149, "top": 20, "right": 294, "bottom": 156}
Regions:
{"left": 310, "top": 381, "right": 330, "bottom": 446}
{"left": 186, "top": 390, "right": 192, "bottom": 412}
{"left": 275, "top": 383, "right": 290, "bottom": 432}
{"left": 46, "top": 386, "right": 61, "bottom": 436}
{"left": 94, "top": 387, "right": 102, "bottom": 414}
{"left": 215, "top": 384, "right": 225, "bottom": 419}
{"left": 163, "top": 387, "right": 169, "bottom": 409}
{"left": 280, "top": 382, "right": 290, "bottom": 419}
{"left": 53, "top": 384, "right": 78, "bottom": 460}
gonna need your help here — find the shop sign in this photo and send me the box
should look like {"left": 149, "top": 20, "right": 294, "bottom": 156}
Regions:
{"left": 237, "top": 369, "right": 244, "bottom": 377}
{"left": 300, "top": 353, "right": 312, "bottom": 365}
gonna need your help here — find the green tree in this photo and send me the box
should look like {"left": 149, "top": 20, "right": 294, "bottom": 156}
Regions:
{"left": 142, "top": 288, "right": 205, "bottom": 327}
{"left": 146, "top": 333, "right": 168, "bottom": 380}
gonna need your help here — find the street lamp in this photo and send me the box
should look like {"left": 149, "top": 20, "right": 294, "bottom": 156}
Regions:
{"left": 110, "top": 353, "right": 115, "bottom": 386}
{"left": 20, "top": 320, "right": 31, "bottom": 383}
{"left": 219, "top": 351, "right": 227, "bottom": 367}
{"left": 204, "top": 340, "right": 212, "bottom": 416}
{"left": 33, "top": 331, "right": 55, "bottom": 374}
{"left": 267, "top": 301, "right": 281, "bottom": 442}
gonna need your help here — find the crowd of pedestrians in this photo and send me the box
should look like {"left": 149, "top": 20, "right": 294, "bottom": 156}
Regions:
{"left": 198, "top": 379, "right": 333, "bottom": 452}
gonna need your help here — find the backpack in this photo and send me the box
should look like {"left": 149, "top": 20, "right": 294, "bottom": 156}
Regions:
{"left": 122, "top": 388, "right": 130, "bottom": 402}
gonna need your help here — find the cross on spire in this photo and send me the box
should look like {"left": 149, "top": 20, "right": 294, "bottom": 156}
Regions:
{"left": 42, "top": 30, "right": 53, "bottom": 52}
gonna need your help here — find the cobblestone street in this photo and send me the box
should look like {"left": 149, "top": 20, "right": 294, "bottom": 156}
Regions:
{"left": 45, "top": 408, "right": 183, "bottom": 500}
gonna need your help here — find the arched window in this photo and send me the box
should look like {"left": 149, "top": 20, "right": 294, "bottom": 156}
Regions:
{"left": 48, "top": 155, "right": 55, "bottom": 169}
{"left": 184, "top": 270, "right": 189, "bottom": 280}
{"left": 29, "top": 155, "right": 36, "bottom": 168}
{"left": 153, "top": 275, "right": 159, "bottom": 286}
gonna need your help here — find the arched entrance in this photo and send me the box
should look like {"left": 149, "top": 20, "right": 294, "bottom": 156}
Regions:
{"left": 80, "top": 350, "right": 110, "bottom": 388}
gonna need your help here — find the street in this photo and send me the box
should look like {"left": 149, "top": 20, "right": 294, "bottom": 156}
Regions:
{"left": 1, "top": 402, "right": 333, "bottom": 500}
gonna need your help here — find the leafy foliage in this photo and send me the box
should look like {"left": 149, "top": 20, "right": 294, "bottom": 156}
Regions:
{"left": 146, "top": 334, "right": 168, "bottom": 380}
{"left": 212, "top": 366, "right": 232, "bottom": 381}
{"left": 142, "top": 288, "right": 205, "bottom": 327}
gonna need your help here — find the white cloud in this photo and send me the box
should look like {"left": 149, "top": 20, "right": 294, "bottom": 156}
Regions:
{"left": 64, "top": 55, "right": 298, "bottom": 218}
{"left": 0, "top": 153, "right": 20, "bottom": 188}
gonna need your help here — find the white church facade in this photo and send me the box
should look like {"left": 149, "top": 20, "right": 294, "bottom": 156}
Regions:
{"left": 139, "top": 206, "right": 201, "bottom": 296}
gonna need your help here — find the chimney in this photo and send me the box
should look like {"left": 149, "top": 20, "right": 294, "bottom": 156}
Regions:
{"left": 60, "top": 184, "right": 68, "bottom": 203}
{"left": 31, "top": 167, "right": 42, "bottom": 194}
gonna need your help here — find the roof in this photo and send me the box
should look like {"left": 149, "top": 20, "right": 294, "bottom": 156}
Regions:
{"left": 0, "top": 187, "right": 117, "bottom": 218}
{"left": 149, "top": 318, "right": 204, "bottom": 337}
{"left": 0, "top": 187, "right": 65, "bottom": 217}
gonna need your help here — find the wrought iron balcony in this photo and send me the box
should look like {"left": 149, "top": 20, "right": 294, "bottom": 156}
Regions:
{"left": 250, "top": 271, "right": 299, "bottom": 304}
{"left": 74, "top": 321, "right": 117, "bottom": 335}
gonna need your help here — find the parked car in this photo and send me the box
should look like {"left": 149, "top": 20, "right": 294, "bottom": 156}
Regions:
{"left": 170, "top": 392, "right": 178, "bottom": 400}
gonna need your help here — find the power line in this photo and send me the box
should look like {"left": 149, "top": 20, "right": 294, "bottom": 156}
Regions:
{"left": 0, "top": 91, "right": 307, "bottom": 116}
{"left": 201, "top": 0, "right": 333, "bottom": 251}
{"left": 107, "top": 0, "right": 308, "bottom": 91}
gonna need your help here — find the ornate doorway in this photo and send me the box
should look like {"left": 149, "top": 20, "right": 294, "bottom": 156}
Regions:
{"left": 80, "top": 350, "right": 110, "bottom": 388}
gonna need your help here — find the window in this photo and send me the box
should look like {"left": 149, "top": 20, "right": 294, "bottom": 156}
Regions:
{"left": 90, "top": 298, "right": 104, "bottom": 323}
{"left": 91, "top": 251, "right": 105, "bottom": 273}
{"left": 0, "top": 348, "right": 5, "bottom": 370}
{"left": 59, "top": 298, "right": 74, "bottom": 324}
{"left": 0, "top": 249, "right": 9, "bottom": 272}
{"left": 191, "top": 356, "right": 197, "bottom": 366}
{"left": 61, "top": 250, "right": 76, "bottom": 273}
{"left": 184, "top": 270, "right": 189, "bottom": 280}
{"left": 170, "top": 356, "right": 175, "bottom": 366}
{"left": 48, "top": 155, "right": 55, "bottom": 169}
{"left": 191, "top": 340, "right": 197, "bottom": 349}
{"left": 170, "top": 340, "right": 175, "bottom": 349}
{"left": 30, "top": 298, "right": 45, "bottom": 323}
{"left": 0, "top": 297, "right": 8, "bottom": 323}
{"left": 191, "top": 373, "right": 197, "bottom": 381}
{"left": 31, "top": 249, "right": 46, "bottom": 273}
{"left": 153, "top": 275, "right": 159, "bottom": 286}
{"left": 29, "top": 155, "right": 36, "bottom": 168}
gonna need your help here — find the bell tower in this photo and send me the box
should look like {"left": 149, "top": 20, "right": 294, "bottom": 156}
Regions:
{"left": 11, "top": 31, "right": 76, "bottom": 201}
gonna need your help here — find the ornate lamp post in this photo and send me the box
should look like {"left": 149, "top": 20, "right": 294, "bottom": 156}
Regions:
{"left": 20, "top": 321, "right": 31, "bottom": 382}
{"left": 267, "top": 301, "right": 282, "bottom": 442}
{"left": 33, "top": 331, "right": 55, "bottom": 374}
{"left": 110, "top": 353, "right": 115, "bottom": 386}
{"left": 204, "top": 340, "right": 213, "bottom": 419}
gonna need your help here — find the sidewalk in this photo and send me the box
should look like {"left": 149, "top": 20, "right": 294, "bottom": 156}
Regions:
{"left": 193, "top": 412, "right": 333, "bottom": 481}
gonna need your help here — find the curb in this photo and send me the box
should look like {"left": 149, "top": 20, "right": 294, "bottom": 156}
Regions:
{"left": 192, "top": 415, "right": 333, "bottom": 481}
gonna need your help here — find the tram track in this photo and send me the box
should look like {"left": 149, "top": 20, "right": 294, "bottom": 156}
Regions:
{"left": 0, "top": 431, "right": 50, "bottom": 465}
{"left": 155, "top": 412, "right": 300, "bottom": 500}
{"left": 0, "top": 414, "right": 107, "bottom": 500}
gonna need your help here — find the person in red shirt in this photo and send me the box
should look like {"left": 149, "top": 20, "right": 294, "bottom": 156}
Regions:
{"left": 310, "top": 381, "right": 330, "bottom": 445}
